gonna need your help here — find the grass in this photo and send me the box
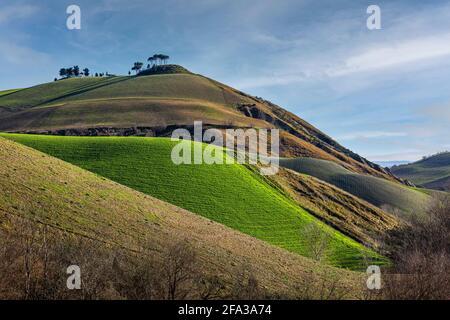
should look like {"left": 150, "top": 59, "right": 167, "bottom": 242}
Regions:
{"left": 272, "top": 169, "right": 399, "bottom": 248}
{"left": 0, "top": 77, "right": 128, "bottom": 109}
{"left": 0, "top": 98, "right": 265, "bottom": 132}
{"left": 47, "top": 74, "right": 250, "bottom": 106}
{"left": 0, "top": 89, "right": 22, "bottom": 97}
{"left": 1, "top": 133, "right": 383, "bottom": 269}
{"left": 0, "top": 137, "right": 364, "bottom": 297}
{"left": 0, "top": 74, "right": 252, "bottom": 110}
{"left": 0, "top": 74, "right": 266, "bottom": 132}
{"left": 280, "top": 157, "right": 430, "bottom": 216}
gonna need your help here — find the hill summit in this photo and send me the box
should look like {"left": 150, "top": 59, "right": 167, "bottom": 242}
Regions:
{"left": 137, "top": 64, "right": 191, "bottom": 76}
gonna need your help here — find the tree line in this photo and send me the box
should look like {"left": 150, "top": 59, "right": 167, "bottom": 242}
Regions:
{"left": 55, "top": 53, "right": 172, "bottom": 80}
{"left": 56, "top": 66, "right": 112, "bottom": 81}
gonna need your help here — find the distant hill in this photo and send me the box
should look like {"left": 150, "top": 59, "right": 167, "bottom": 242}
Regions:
{"left": 374, "top": 160, "right": 410, "bottom": 168}
{"left": 279, "top": 157, "right": 430, "bottom": 217}
{"left": 0, "top": 136, "right": 363, "bottom": 298}
{"left": 391, "top": 152, "right": 450, "bottom": 191}
{"left": 0, "top": 66, "right": 400, "bottom": 183}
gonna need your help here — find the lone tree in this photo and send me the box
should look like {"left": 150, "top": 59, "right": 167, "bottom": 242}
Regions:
{"left": 66, "top": 67, "right": 74, "bottom": 77}
{"left": 73, "top": 65, "right": 80, "bottom": 77}
{"left": 147, "top": 56, "right": 156, "bottom": 67}
{"left": 83, "top": 68, "right": 90, "bottom": 77}
{"left": 59, "top": 68, "right": 67, "bottom": 78}
{"left": 131, "top": 62, "right": 144, "bottom": 74}
{"left": 161, "top": 54, "right": 170, "bottom": 64}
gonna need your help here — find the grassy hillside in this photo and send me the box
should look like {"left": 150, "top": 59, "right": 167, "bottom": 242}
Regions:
{"left": 1, "top": 133, "right": 383, "bottom": 269}
{"left": 279, "top": 158, "right": 430, "bottom": 217}
{"left": 272, "top": 169, "right": 399, "bottom": 247}
{"left": 0, "top": 137, "right": 363, "bottom": 298}
{"left": 0, "top": 89, "right": 21, "bottom": 97}
{"left": 0, "top": 72, "right": 398, "bottom": 182}
{"left": 392, "top": 153, "right": 450, "bottom": 191}
{"left": 0, "top": 77, "right": 128, "bottom": 109}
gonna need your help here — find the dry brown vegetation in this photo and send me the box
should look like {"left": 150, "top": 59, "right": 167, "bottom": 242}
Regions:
{"left": 381, "top": 195, "right": 450, "bottom": 299}
{"left": 272, "top": 168, "right": 400, "bottom": 248}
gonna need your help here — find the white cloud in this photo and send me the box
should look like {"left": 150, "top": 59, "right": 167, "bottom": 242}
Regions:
{"left": 328, "top": 34, "right": 450, "bottom": 77}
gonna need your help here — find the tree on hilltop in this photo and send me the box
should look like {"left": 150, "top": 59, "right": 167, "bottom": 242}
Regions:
{"left": 148, "top": 56, "right": 156, "bottom": 67}
{"left": 73, "top": 66, "right": 80, "bottom": 77}
{"left": 161, "top": 54, "right": 170, "bottom": 64}
{"left": 83, "top": 68, "right": 90, "bottom": 77}
{"left": 131, "top": 62, "right": 144, "bottom": 74}
{"left": 66, "top": 67, "right": 74, "bottom": 77}
{"left": 59, "top": 68, "right": 67, "bottom": 78}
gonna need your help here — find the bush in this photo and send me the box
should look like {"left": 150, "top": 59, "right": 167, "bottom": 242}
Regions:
{"left": 381, "top": 195, "right": 450, "bottom": 299}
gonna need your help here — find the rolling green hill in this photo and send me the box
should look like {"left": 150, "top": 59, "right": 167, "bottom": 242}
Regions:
{"left": 1, "top": 133, "right": 384, "bottom": 269}
{"left": 279, "top": 157, "right": 430, "bottom": 217}
{"left": 0, "top": 69, "right": 399, "bottom": 183}
{"left": 392, "top": 152, "right": 450, "bottom": 191}
{"left": 0, "top": 137, "right": 363, "bottom": 298}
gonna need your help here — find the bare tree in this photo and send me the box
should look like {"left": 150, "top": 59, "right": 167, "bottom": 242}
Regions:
{"left": 299, "top": 222, "right": 332, "bottom": 262}
{"left": 162, "top": 241, "right": 197, "bottom": 300}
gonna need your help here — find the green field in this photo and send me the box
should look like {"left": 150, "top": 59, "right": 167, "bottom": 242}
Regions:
{"left": 1, "top": 133, "right": 382, "bottom": 269}
{"left": 280, "top": 157, "right": 430, "bottom": 216}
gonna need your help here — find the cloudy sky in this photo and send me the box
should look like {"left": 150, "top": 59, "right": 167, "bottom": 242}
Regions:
{"left": 1, "top": 0, "right": 450, "bottom": 161}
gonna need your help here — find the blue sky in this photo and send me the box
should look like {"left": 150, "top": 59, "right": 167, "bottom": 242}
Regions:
{"left": 1, "top": 0, "right": 450, "bottom": 161}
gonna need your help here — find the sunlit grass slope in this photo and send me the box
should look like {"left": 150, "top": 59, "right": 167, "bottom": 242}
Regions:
{"left": 1, "top": 133, "right": 382, "bottom": 269}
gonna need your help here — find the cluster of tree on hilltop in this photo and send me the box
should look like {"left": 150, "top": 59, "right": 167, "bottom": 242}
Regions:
{"left": 56, "top": 66, "right": 113, "bottom": 81}
{"left": 55, "top": 53, "right": 172, "bottom": 80}
{"left": 129, "top": 53, "right": 170, "bottom": 75}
